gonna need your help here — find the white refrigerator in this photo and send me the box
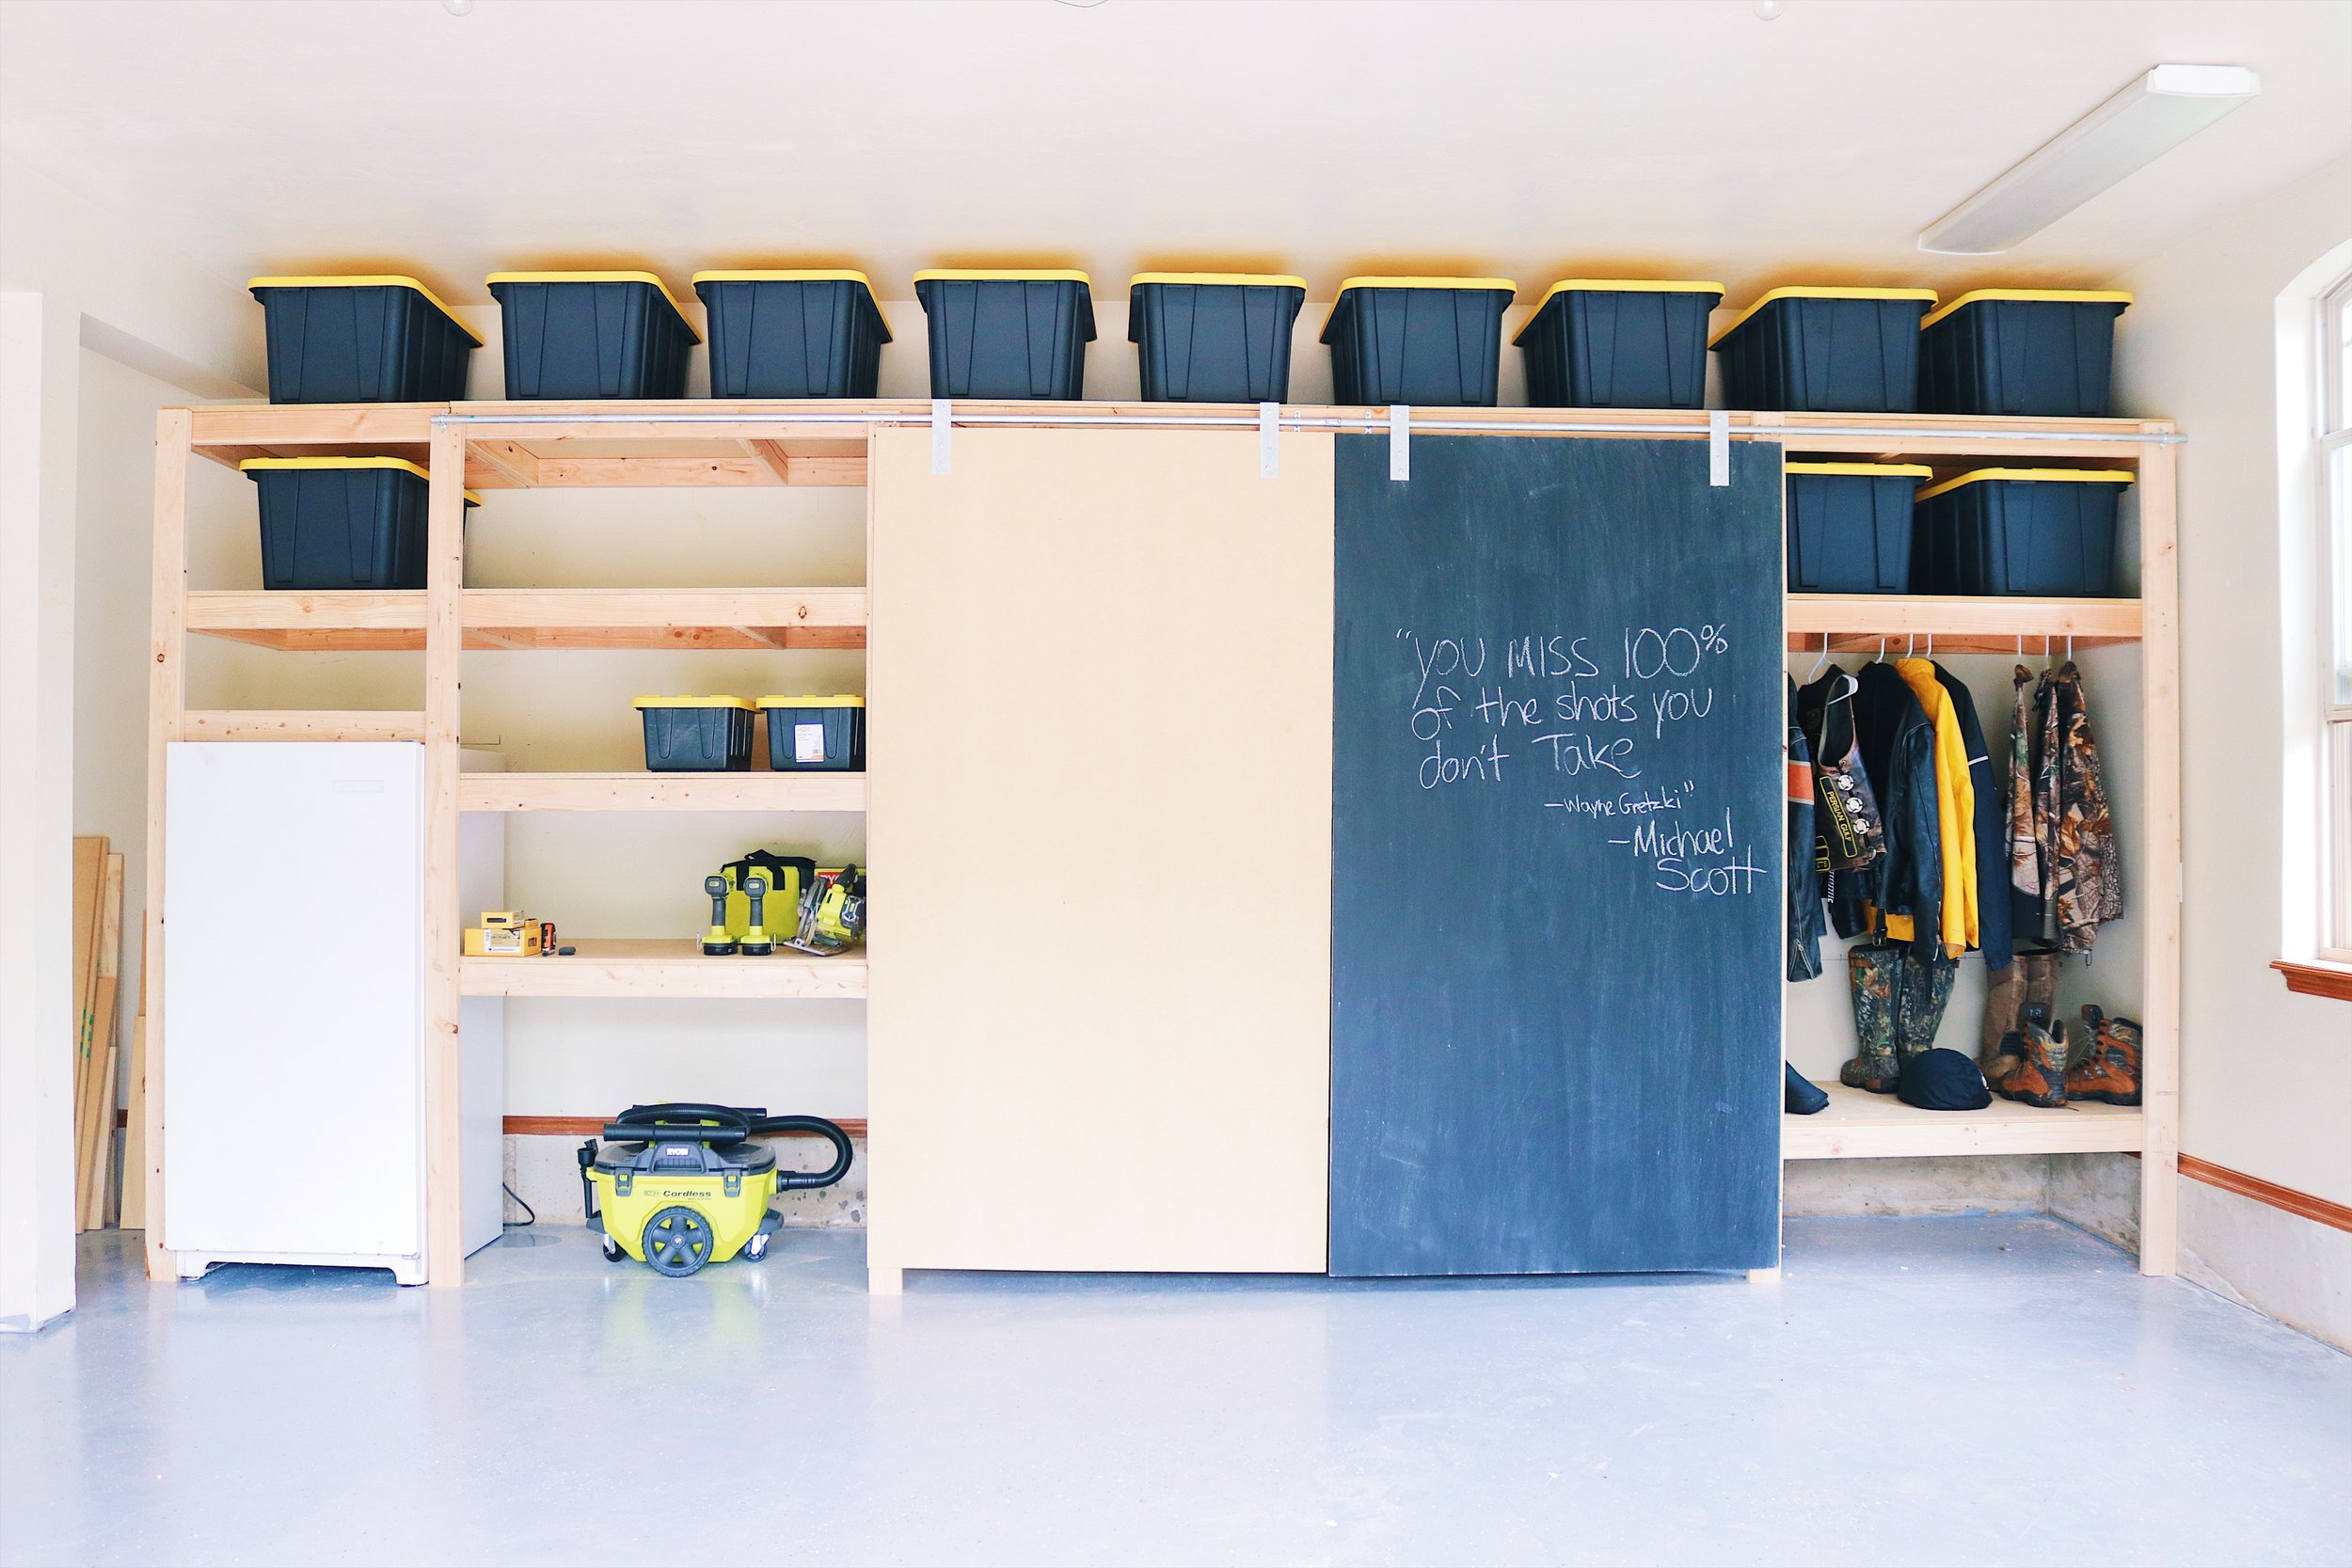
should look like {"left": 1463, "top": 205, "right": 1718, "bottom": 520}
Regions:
{"left": 162, "top": 741, "right": 503, "bottom": 1283}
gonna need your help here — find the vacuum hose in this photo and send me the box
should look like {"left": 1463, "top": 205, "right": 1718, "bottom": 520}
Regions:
{"left": 755, "top": 1115, "right": 854, "bottom": 1190}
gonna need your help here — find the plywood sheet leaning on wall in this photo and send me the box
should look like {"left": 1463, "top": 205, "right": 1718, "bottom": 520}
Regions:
{"left": 69, "top": 837, "right": 107, "bottom": 1232}
{"left": 866, "top": 426, "right": 1335, "bottom": 1284}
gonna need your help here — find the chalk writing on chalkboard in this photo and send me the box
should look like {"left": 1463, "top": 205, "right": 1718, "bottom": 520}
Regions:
{"left": 1393, "top": 622, "right": 1764, "bottom": 896}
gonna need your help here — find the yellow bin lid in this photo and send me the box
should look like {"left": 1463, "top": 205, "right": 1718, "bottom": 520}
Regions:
{"left": 485, "top": 271, "right": 700, "bottom": 342}
{"left": 690, "top": 270, "right": 891, "bottom": 337}
{"left": 633, "top": 695, "right": 753, "bottom": 710}
{"left": 239, "top": 455, "right": 479, "bottom": 504}
{"left": 1708, "top": 286, "right": 1938, "bottom": 347}
{"left": 1915, "top": 467, "right": 2135, "bottom": 501}
{"left": 1514, "top": 278, "right": 1724, "bottom": 342}
{"left": 914, "top": 268, "right": 1092, "bottom": 287}
{"left": 1130, "top": 272, "right": 1309, "bottom": 290}
{"left": 1919, "top": 290, "right": 2133, "bottom": 331}
{"left": 247, "top": 275, "right": 485, "bottom": 344}
{"left": 756, "top": 694, "right": 866, "bottom": 708}
{"left": 1785, "top": 462, "right": 1934, "bottom": 479}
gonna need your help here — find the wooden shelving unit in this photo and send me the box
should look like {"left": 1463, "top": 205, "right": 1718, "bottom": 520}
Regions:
{"left": 145, "top": 399, "right": 2182, "bottom": 1290}
{"left": 460, "top": 940, "right": 866, "bottom": 1000}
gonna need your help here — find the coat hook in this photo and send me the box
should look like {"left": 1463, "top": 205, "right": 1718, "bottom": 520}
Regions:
{"left": 1808, "top": 632, "right": 1832, "bottom": 681}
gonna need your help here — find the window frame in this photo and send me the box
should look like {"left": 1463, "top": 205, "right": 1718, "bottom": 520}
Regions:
{"left": 2319, "top": 267, "right": 2352, "bottom": 961}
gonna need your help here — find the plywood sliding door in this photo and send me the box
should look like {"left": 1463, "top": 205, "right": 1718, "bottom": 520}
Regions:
{"left": 866, "top": 427, "right": 1334, "bottom": 1287}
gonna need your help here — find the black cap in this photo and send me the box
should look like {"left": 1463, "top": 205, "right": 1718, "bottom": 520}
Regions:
{"left": 1898, "top": 1048, "right": 1992, "bottom": 1112}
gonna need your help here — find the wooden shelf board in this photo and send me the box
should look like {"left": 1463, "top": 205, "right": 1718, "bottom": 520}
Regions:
{"left": 179, "top": 402, "right": 2172, "bottom": 475}
{"left": 458, "top": 771, "right": 866, "bottom": 813}
{"left": 183, "top": 709, "right": 425, "bottom": 741}
{"left": 1783, "top": 1080, "right": 2143, "bottom": 1160}
{"left": 461, "top": 938, "right": 866, "bottom": 998}
{"left": 464, "top": 587, "right": 866, "bottom": 649}
{"left": 187, "top": 588, "right": 866, "bottom": 651}
{"left": 1785, "top": 595, "right": 2142, "bottom": 653}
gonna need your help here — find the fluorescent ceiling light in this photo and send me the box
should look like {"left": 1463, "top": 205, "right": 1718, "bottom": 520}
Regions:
{"left": 1919, "top": 64, "right": 2262, "bottom": 255}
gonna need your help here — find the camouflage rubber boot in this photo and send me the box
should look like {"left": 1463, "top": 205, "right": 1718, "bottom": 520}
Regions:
{"left": 2065, "top": 1006, "right": 2144, "bottom": 1105}
{"left": 1841, "top": 943, "right": 1902, "bottom": 1094}
{"left": 1979, "top": 961, "right": 2027, "bottom": 1080}
{"left": 2017, "top": 950, "right": 2077, "bottom": 1068}
{"left": 1992, "top": 1007, "right": 2068, "bottom": 1107}
{"left": 1894, "top": 951, "right": 1959, "bottom": 1069}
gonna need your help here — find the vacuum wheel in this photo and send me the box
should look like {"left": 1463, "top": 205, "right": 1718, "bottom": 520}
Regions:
{"left": 641, "top": 1207, "right": 716, "bottom": 1277}
{"left": 599, "top": 1235, "right": 623, "bottom": 1262}
{"left": 744, "top": 1232, "right": 770, "bottom": 1261}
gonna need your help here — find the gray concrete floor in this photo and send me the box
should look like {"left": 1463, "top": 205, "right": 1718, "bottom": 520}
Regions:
{"left": 3, "top": 1216, "right": 2347, "bottom": 1568}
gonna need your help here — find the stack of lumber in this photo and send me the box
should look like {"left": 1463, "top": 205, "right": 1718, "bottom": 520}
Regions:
{"left": 71, "top": 836, "right": 125, "bottom": 1230}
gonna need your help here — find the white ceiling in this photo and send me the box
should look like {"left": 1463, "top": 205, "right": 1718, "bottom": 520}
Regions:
{"left": 4, "top": 0, "right": 2348, "bottom": 306}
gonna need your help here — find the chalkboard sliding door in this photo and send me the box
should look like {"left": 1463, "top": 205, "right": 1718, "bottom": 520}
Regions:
{"left": 1330, "top": 436, "right": 1783, "bottom": 1276}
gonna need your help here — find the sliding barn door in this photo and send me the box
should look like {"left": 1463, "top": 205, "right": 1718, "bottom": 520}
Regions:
{"left": 1329, "top": 436, "right": 1784, "bottom": 1275}
{"left": 867, "top": 427, "right": 1334, "bottom": 1278}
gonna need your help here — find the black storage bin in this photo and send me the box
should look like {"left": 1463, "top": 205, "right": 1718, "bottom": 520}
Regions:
{"left": 247, "top": 275, "right": 480, "bottom": 404}
{"left": 758, "top": 695, "right": 866, "bottom": 772}
{"left": 1128, "top": 273, "right": 1305, "bottom": 403}
{"left": 241, "top": 456, "right": 476, "bottom": 591}
{"left": 1711, "top": 287, "right": 1938, "bottom": 412}
{"left": 1784, "top": 462, "right": 1931, "bottom": 594}
{"left": 691, "top": 270, "right": 891, "bottom": 398}
{"left": 1515, "top": 279, "right": 1722, "bottom": 409}
{"left": 1911, "top": 469, "right": 2133, "bottom": 596}
{"left": 1320, "top": 277, "right": 1516, "bottom": 406}
{"left": 913, "top": 270, "right": 1094, "bottom": 399}
{"left": 485, "top": 271, "right": 699, "bottom": 399}
{"left": 632, "top": 697, "right": 755, "bottom": 772}
{"left": 1920, "top": 290, "right": 2132, "bottom": 417}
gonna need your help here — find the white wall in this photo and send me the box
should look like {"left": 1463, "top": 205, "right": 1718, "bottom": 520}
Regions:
{"left": 2103, "top": 156, "right": 2352, "bottom": 1344}
{"left": 2110, "top": 156, "right": 2352, "bottom": 1210}
{"left": 0, "top": 153, "right": 258, "bottom": 1329}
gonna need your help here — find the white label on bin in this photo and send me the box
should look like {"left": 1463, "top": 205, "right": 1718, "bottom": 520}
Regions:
{"left": 794, "top": 722, "right": 828, "bottom": 764}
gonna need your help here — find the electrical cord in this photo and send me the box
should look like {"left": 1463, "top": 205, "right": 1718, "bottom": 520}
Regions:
{"left": 501, "top": 1181, "right": 535, "bottom": 1227}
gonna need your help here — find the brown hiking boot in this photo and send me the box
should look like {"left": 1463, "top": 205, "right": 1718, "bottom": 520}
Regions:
{"left": 2066, "top": 1006, "right": 2143, "bottom": 1105}
{"left": 1991, "top": 1008, "right": 2067, "bottom": 1107}
{"left": 1840, "top": 943, "right": 1902, "bottom": 1094}
{"left": 1979, "top": 962, "right": 2026, "bottom": 1080}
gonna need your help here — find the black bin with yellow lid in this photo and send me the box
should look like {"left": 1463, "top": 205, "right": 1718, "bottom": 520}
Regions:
{"left": 1129, "top": 273, "right": 1306, "bottom": 403}
{"left": 633, "top": 697, "right": 755, "bottom": 772}
{"left": 1321, "top": 277, "right": 1516, "bottom": 406}
{"left": 691, "top": 270, "right": 891, "bottom": 399}
{"left": 1516, "top": 279, "right": 1723, "bottom": 409}
{"left": 913, "top": 269, "right": 1093, "bottom": 399}
{"left": 247, "top": 275, "right": 482, "bottom": 404}
{"left": 1911, "top": 468, "right": 2134, "bottom": 597}
{"left": 240, "top": 456, "right": 478, "bottom": 591}
{"left": 487, "top": 270, "right": 700, "bottom": 400}
{"left": 1711, "top": 286, "right": 1939, "bottom": 412}
{"left": 758, "top": 695, "right": 865, "bottom": 772}
{"left": 1920, "top": 290, "right": 2132, "bottom": 418}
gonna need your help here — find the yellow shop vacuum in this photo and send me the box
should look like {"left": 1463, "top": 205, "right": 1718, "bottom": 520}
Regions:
{"left": 578, "top": 1103, "right": 852, "bottom": 1276}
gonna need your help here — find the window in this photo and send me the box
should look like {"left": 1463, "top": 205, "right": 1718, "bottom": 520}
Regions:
{"left": 2322, "top": 268, "right": 2352, "bottom": 960}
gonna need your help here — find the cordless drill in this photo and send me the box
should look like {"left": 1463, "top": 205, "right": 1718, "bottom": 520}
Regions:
{"left": 701, "top": 874, "right": 739, "bottom": 956}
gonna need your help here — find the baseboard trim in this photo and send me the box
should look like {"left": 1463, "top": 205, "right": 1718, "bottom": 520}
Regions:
{"left": 503, "top": 1115, "right": 867, "bottom": 1140}
{"left": 2177, "top": 1153, "right": 2352, "bottom": 1234}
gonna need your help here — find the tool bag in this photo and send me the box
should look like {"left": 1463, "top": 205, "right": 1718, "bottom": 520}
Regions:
{"left": 720, "top": 851, "right": 817, "bottom": 941}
